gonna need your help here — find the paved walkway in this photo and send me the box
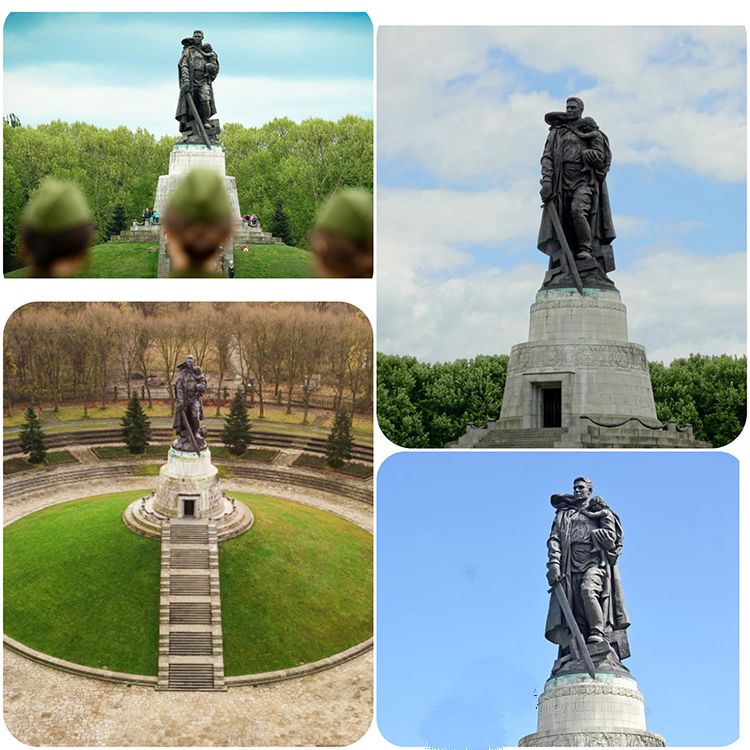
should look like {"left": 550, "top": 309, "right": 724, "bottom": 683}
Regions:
{"left": 4, "top": 647, "right": 373, "bottom": 746}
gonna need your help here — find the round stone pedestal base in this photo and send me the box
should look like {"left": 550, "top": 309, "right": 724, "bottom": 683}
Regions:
{"left": 123, "top": 494, "right": 253, "bottom": 541}
{"left": 518, "top": 673, "right": 665, "bottom": 747}
{"left": 122, "top": 447, "right": 253, "bottom": 540}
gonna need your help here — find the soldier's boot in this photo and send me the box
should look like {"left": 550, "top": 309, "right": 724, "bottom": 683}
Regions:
{"left": 572, "top": 212, "right": 593, "bottom": 259}
{"left": 581, "top": 589, "right": 605, "bottom": 643}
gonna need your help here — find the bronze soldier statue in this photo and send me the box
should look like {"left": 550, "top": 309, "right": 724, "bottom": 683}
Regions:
{"left": 537, "top": 97, "right": 617, "bottom": 290}
{"left": 172, "top": 355, "right": 208, "bottom": 452}
{"left": 175, "top": 30, "right": 220, "bottom": 145}
{"left": 545, "top": 476, "right": 631, "bottom": 677}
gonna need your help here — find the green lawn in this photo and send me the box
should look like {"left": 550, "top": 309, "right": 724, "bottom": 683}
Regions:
{"left": 233, "top": 244, "right": 315, "bottom": 278}
{"left": 3, "top": 490, "right": 160, "bottom": 675}
{"left": 221, "top": 493, "right": 373, "bottom": 675}
{"left": 6, "top": 242, "right": 314, "bottom": 278}
{"left": 4, "top": 242, "right": 159, "bottom": 278}
{"left": 3, "top": 450, "right": 77, "bottom": 475}
{"left": 4, "top": 491, "right": 372, "bottom": 677}
{"left": 292, "top": 453, "right": 373, "bottom": 478}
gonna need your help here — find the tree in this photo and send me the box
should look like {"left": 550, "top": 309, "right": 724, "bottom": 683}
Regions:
{"left": 19, "top": 406, "right": 47, "bottom": 463}
{"left": 326, "top": 409, "right": 353, "bottom": 468}
{"left": 221, "top": 389, "right": 253, "bottom": 455}
{"left": 106, "top": 203, "right": 128, "bottom": 238}
{"left": 3, "top": 113, "right": 21, "bottom": 128}
{"left": 270, "top": 198, "right": 294, "bottom": 245}
{"left": 121, "top": 392, "right": 151, "bottom": 454}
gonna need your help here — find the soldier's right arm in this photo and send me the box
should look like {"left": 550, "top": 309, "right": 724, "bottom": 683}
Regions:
{"left": 546, "top": 515, "right": 562, "bottom": 583}
{"left": 540, "top": 131, "right": 555, "bottom": 185}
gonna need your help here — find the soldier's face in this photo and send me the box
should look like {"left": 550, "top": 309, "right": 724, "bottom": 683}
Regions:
{"left": 186, "top": 357, "right": 195, "bottom": 370}
{"left": 573, "top": 480, "right": 591, "bottom": 501}
{"left": 193, "top": 32, "right": 204, "bottom": 45}
{"left": 566, "top": 100, "right": 582, "bottom": 119}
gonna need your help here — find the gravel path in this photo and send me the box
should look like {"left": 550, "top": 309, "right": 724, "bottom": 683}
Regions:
{"left": 4, "top": 468, "right": 373, "bottom": 745}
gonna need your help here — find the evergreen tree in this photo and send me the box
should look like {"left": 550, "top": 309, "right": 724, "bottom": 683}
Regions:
{"left": 326, "top": 410, "right": 353, "bottom": 468}
{"left": 221, "top": 390, "right": 253, "bottom": 455}
{"left": 121, "top": 392, "right": 151, "bottom": 454}
{"left": 270, "top": 198, "right": 294, "bottom": 245}
{"left": 106, "top": 203, "right": 128, "bottom": 238}
{"left": 19, "top": 406, "right": 47, "bottom": 463}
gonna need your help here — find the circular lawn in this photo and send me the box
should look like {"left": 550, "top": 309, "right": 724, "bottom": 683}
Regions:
{"left": 4, "top": 490, "right": 372, "bottom": 677}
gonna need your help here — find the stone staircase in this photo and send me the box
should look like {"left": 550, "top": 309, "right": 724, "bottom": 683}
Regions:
{"left": 232, "top": 224, "right": 284, "bottom": 247}
{"left": 109, "top": 225, "right": 162, "bottom": 243}
{"left": 157, "top": 520, "right": 226, "bottom": 691}
{"left": 474, "top": 427, "right": 565, "bottom": 449}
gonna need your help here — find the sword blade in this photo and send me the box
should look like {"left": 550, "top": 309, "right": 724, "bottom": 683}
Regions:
{"left": 546, "top": 202, "right": 584, "bottom": 295}
{"left": 185, "top": 92, "right": 212, "bottom": 149}
{"left": 551, "top": 580, "right": 597, "bottom": 679}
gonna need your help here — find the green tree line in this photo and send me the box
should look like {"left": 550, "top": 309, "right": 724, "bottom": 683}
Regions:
{"left": 4, "top": 116, "right": 373, "bottom": 272}
{"left": 377, "top": 352, "right": 746, "bottom": 448}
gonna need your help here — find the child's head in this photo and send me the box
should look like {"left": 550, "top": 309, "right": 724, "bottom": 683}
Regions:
{"left": 579, "top": 116, "right": 599, "bottom": 132}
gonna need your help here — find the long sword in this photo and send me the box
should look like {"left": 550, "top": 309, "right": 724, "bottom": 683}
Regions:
{"left": 180, "top": 407, "right": 203, "bottom": 455}
{"left": 548, "top": 575, "right": 597, "bottom": 679}
{"left": 544, "top": 201, "right": 584, "bottom": 295}
{"left": 185, "top": 91, "right": 212, "bottom": 149}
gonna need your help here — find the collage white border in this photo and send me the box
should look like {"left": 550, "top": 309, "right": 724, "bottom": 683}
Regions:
{"left": 1, "top": 1, "right": 747, "bottom": 749}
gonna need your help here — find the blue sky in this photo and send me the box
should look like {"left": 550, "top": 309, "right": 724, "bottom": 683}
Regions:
{"left": 377, "top": 451, "right": 739, "bottom": 748}
{"left": 4, "top": 13, "right": 372, "bottom": 133}
{"left": 377, "top": 27, "right": 746, "bottom": 364}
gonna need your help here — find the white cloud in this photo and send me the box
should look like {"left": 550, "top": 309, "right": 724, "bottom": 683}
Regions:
{"left": 617, "top": 251, "right": 746, "bottom": 362}
{"left": 378, "top": 183, "right": 540, "bottom": 274}
{"left": 378, "top": 26, "right": 746, "bottom": 183}
{"left": 4, "top": 67, "right": 371, "bottom": 135}
{"left": 379, "top": 240, "right": 746, "bottom": 363}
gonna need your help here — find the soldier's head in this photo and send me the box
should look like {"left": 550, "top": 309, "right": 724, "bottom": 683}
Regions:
{"left": 566, "top": 97, "right": 584, "bottom": 121}
{"left": 310, "top": 188, "right": 373, "bottom": 278}
{"left": 19, "top": 178, "right": 94, "bottom": 278}
{"left": 573, "top": 476, "right": 592, "bottom": 502}
{"left": 193, "top": 30, "right": 204, "bottom": 45}
{"left": 165, "top": 168, "right": 233, "bottom": 275}
{"left": 185, "top": 355, "right": 195, "bottom": 370}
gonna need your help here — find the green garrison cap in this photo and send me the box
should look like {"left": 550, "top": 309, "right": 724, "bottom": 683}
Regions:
{"left": 314, "top": 188, "right": 373, "bottom": 243}
{"left": 168, "top": 168, "right": 232, "bottom": 223}
{"left": 21, "top": 178, "right": 92, "bottom": 234}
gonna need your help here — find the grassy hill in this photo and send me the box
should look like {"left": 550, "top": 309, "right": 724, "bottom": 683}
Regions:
{"left": 5, "top": 242, "right": 159, "bottom": 278}
{"left": 5, "top": 242, "right": 314, "bottom": 278}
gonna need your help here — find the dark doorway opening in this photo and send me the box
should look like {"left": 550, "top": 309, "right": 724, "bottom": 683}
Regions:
{"left": 183, "top": 499, "right": 195, "bottom": 517}
{"left": 542, "top": 387, "right": 562, "bottom": 428}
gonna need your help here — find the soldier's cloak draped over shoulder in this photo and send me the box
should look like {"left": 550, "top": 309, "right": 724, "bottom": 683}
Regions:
{"left": 544, "top": 494, "right": 630, "bottom": 646}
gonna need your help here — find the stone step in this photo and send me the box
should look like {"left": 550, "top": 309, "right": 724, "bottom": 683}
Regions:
{"left": 169, "top": 603, "right": 212, "bottom": 625}
{"left": 170, "top": 575, "right": 211, "bottom": 596}
{"left": 170, "top": 549, "right": 210, "bottom": 569}
{"left": 169, "top": 632, "right": 213, "bottom": 655}
{"left": 171, "top": 525, "right": 210, "bottom": 544}
{"left": 168, "top": 663, "right": 214, "bottom": 690}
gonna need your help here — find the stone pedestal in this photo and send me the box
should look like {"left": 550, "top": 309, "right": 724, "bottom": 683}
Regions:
{"left": 501, "top": 287, "right": 658, "bottom": 428}
{"left": 449, "top": 287, "right": 709, "bottom": 448}
{"left": 519, "top": 673, "right": 665, "bottom": 747}
{"left": 155, "top": 145, "right": 240, "bottom": 277}
{"left": 153, "top": 448, "right": 224, "bottom": 519}
{"left": 123, "top": 447, "right": 253, "bottom": 540}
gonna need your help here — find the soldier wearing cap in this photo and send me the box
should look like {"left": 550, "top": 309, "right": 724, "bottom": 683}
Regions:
{"left": 310, "top": 188, "right": 373, "bottom": 278}
{"left": 18, "top": 178, "right": 94, "bottom": 277}
{"left": 164, "top": 168, "right": 233, "bottom": 277}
